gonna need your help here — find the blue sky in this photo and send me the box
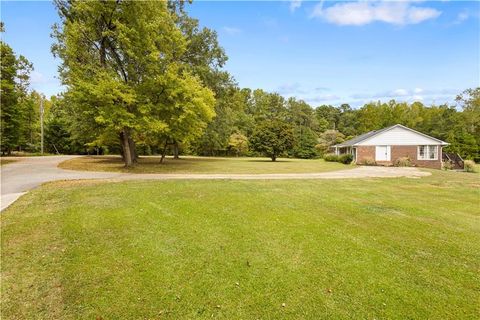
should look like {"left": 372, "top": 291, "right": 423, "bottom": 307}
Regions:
{"left": 1, "top": 1, "right": 479, "bottom": 107}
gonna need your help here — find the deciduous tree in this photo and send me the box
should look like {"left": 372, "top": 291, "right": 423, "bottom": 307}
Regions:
{"left": 250, "top": 120, "right": 294, "bottom": 161}
{"left": 1, "top": 24, "right": 33, "bottom": 155}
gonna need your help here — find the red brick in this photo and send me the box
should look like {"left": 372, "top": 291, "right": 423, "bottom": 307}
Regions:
{"left": 355, "top": 145, "right": 442, "bottom": 169}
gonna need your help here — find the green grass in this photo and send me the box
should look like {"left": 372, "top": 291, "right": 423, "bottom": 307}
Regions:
{"left": 59, "top": 155, "right": 348, "bottom": 174}
{"left": 2, "top": 171, "right": 479, "bottom": 319}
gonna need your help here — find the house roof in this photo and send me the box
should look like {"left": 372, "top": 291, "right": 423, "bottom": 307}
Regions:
{"left": 333, "top": 124, "right": 448, "bottom": 147}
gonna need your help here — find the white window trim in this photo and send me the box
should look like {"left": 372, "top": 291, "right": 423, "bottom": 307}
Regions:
{"left": 417, "top": 145, "right": 438, "bottom": 160}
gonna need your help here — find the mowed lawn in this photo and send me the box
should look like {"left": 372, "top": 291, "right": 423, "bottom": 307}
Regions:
{"left": 59, "top": 155, "right": 348, "bottom": 174}
{"left": 2, "top": 171, "right": 479, "bottom": 319}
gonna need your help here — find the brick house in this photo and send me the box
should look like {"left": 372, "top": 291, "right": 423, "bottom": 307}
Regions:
{"left": 332, "top": 124, "right": 449, "bottom": 169}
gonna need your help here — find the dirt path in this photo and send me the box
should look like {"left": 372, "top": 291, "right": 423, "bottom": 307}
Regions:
{"left": 1, "top": 156, "right": 431, "bottom": 211}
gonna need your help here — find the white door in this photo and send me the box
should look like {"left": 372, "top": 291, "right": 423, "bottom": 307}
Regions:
{"left": 375, "top": 145, "right": 391, "bottom": 161}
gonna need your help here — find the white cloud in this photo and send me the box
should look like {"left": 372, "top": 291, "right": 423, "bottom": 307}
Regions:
{"left": 223, "top": 27, "right": 242, "bottom": 35}
{"left": 311, "top": 94, "right": 340, "bottom": 102}
{"left": 30, "top": 71, "right": 47, "bottom": 84}
{"left": 407, "top": 6, "right": 441, "bottom": 24}
{"left": 413, "top": 87, "right": 423, "bottom": 94}
{"left": 290, "top": 0, "right": 302, "bottom": 13}
{"left": 277, "top": 83, "right": 305, "bottom": 95}
{"left": 311, "top": 1, "right": 441, "bottom": 26}
{"left": 393, "top": 88, "right": 409, "bottom": 96}
{"left": 452, "top": 11, "right": 469, "bottom": 24}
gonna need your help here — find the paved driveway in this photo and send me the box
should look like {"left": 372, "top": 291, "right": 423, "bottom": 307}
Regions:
{"left": 1, "top": 156, "right": 122, "bottom": 211}
{"left": 1, "top": 156, "right": 431, "bottom": 211}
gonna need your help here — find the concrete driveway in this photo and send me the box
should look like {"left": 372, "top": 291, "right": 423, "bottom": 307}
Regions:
{"left": 1, "top": 156, "right": 431, "bottom": 211}
{"left": 1, "top": 156, "right": 122, "bottom": 211}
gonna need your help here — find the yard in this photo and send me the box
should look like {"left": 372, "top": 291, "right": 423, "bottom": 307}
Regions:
{"left": 59, "top": 155, "right": 348, "bottom": 174}
{"left": 1, "top": 169, "right": 479, "bottom": 319}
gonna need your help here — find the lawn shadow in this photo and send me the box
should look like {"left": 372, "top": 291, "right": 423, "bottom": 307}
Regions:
{"left": 247, "top": 159, "right": 292, "bottom": 163}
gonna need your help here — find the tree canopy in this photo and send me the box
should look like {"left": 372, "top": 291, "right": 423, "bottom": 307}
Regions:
{"left": 1, "top": 5, "right": 478, "bottom": 163}
{"left": 52, "top": 0, "right": 216, "bottom": 166}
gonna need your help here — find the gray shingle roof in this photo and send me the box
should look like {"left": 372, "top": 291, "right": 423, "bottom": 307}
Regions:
{"left": 332, "top": 124, "right": 448, "bottom": 147}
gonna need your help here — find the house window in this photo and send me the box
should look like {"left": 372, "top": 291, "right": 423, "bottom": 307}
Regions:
{"left": 418, "top": 145, "right": 438, "bottom": 160}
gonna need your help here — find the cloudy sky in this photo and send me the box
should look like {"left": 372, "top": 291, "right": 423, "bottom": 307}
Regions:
{"left": 2, "top": 0, "right": 479, "bottom": 107}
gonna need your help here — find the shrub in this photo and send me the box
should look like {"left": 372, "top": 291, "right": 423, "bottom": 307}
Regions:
{"left": 323, "top": 153, "right": 339, "bottom": 162}
{"left": 394, "top": 156, "right": 411, "bottom": 167}
{"left": 362, "top": 157, "right": 376, "bottom": 166}
{"left": 338, "top": 154, "right": 353, "bottom": 164}
{"left": 464, "top": 160, "right": 477, "bottom": 173}
{"left": 442, "top": 161, "right": 453, "bottom": 170}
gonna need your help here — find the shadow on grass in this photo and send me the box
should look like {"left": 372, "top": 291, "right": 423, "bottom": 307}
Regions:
{"left": 247, "top": 159, "right": 291, "bottom": 163}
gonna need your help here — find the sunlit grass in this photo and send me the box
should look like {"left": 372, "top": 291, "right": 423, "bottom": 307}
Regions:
{"left": 2, "top": 169, "right": 479, "bottom": 318}
{"left": 59, "top": 155, "right": 349, "bottom": 174}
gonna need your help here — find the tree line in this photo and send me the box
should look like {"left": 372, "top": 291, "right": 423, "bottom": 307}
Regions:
{"left": 1, "top": 2, "right": 479, "bottom": 163}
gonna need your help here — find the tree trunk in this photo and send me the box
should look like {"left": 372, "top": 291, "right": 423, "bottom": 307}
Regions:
{"left": 271, "top": 154, "right": 277, "bottom": 162}
{"left": 128, "top": 135, "right": 137, "bottom": 162}
{"left": 121, "top": 129, "right": 134, "bottom": 167}
{"left": 119, "top": 133, "right": 125, "bottom": 161}
{"left": 160, "top": 140, "right": 168, "bottom": 164}
{"left": 173, "top": 141, "right": 179, "bottom": 159}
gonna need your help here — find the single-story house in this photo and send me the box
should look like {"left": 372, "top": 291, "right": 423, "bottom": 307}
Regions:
{"left": 332, "top": 124, "right": 449, "bottom": 169}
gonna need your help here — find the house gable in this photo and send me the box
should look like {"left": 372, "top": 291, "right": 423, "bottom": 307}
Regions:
{"left": 356, "top": 125, "right": 445, "bottom": 146}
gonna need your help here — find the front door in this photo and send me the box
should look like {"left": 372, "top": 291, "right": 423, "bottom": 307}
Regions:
{"left": 375, "top": 145, "right": 391, "bottom": 161}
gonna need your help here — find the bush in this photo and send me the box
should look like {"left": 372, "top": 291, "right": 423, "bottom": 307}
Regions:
{"left": 464, "top": 160, "right": 477, "bottom": 172}
{"left": 394, "top": 156, "right": 411, "bottom": 167}
{"left": 338, "top": 154, "right": 353, "bottom": 164}
{"left": 361, "top": 157, "right": 376, "bottom": 166}
{"left": 442, "top": 161, "right": 453, "bottom": 170}
{"left": 323, "top": 153, "right": 352, "bottom": 164}
{"left": 323, "top": 153, "right": 339, "bottom": 162}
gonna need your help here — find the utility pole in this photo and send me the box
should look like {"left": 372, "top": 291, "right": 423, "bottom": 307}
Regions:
{"left": 40, "top": 97, "right": 44, "bottom": 155}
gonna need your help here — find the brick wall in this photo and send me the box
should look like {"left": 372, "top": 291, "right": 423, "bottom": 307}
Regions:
{"left": 356, "top": 146, "right": 375, "bottom": 164}
{"left": 356, "top": 145, "right": 442, "bottom": 169}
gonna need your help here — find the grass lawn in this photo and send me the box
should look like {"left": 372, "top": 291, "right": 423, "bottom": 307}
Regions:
{"left": 58, "top": 155, "right": 348, "bottom": 174}
{"left": 2, "top": 170, "right": 479, "bottom": 319}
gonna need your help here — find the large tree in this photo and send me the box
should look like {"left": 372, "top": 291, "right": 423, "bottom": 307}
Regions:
{"left": 0, "top": 23, "right": 33, "bottom": 155}
{"left": 250, "top": 120, "right": 294, "bottom": 161}
{"left": 53, "top": 0, "right": 215, "bottom": 166}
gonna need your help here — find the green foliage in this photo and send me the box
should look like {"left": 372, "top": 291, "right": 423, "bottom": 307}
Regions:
{"left": 292, "top": 127, "right": 318, "bottom": 159}
{"left": 53, "top": 0, "right": 216, "bottom": 165}
{"left": 316, "top": 130, "right": 345, "bottom": 156}
{"left": 338, "top": 154, "right": 353, "bottom": 164}
{"left": 0, "top": 32, "right": 34, "bottom": 155}
{"left": 323, "top": 153, "right": 339, "bottom": 162}
{"left": 394, "top": 156, "right": 412, "bottom": 167}
{"left": 250, "top": 120, "right": 294, "bottom": 161}
{"left": 463, "top": 160, "right": 477, "bottom": 173}
{"left": 228, "top": 132, "right": 249, "bottom": 156}
{"left": 455, "top": 88, "right": 480, "bottom": 161}
{"left": 324, "top": 153, "right": 353, "bottom": 164}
